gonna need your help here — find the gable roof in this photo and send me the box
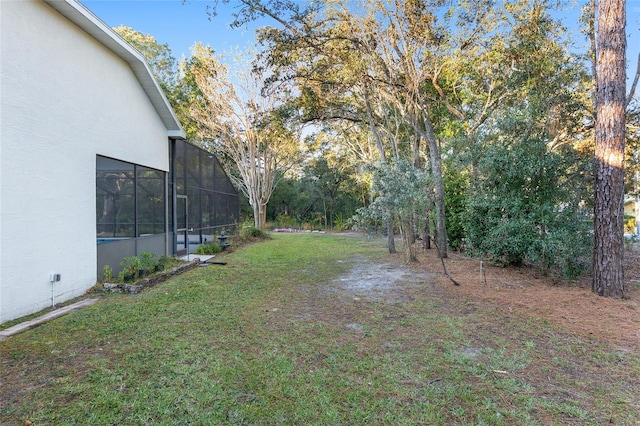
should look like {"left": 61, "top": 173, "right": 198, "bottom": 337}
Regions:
{"left": 44, "top": 0, "right": 186, "bottom": 139}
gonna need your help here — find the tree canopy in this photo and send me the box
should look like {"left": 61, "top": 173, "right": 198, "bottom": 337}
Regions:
{"left": 119, "top": 0, "right": 640, "bottom": 293}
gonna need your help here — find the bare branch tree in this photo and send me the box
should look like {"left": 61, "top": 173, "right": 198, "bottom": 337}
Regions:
{"left": 188, "top": 44, "right": 300, "bottom": 229}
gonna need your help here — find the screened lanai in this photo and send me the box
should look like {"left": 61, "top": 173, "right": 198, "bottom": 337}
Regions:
{"left": 96, "top": 140, "right": 239, "bottom": 276}
{"left": 171, "top": 140, "right": 239, "bottom": 255}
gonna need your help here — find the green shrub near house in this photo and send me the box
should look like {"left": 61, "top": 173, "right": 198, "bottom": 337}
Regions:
{"left": 197, "top": 242, "right": 223, "bottom": 255}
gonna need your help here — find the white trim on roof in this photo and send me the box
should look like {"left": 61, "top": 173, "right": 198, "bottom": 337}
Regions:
{"left": 44, "top": 0, "right": 186, "bottom": 139}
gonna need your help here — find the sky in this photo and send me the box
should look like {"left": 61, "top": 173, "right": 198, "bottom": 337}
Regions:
{"left": 81, "top": 0, "right": 639, "bottom": 93}
{"left": 81, "top": 0, "right": 263, "bottom": 59}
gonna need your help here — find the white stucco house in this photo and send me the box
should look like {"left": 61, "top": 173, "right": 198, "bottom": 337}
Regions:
{"left": 1, "top": 0, "right": 239, "bottom": 323}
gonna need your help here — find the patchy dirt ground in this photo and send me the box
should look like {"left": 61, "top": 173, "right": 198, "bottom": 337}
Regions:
{"left": 413, "top": 246, "right": 640, "bottom": 351}
{"left": 318, "top": 233, "right": 639, "bottom": 351}
{"left": 266, "top": 236, "right": 640, "bottom": 422}
{"left": 331, "top": 260, "right": 432, "bottom": 303}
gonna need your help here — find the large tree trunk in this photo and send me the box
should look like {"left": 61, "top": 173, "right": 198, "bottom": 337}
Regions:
{"left": 422, "top": 114, "right": 448, "bottom": 258}
{"left": 258, "top": 202, "right": 268, "bottom": 230}
{"left": 386, "top": 217, "right": 396, "bottom": 254}
{"left": 592, "top": 0, "right": 626, "bottom": 298}
{"left": 400, "top": 218, "right": 416, "bottom": 262}
{"left": 364, "top": 90, "right": 397, "bottom": 254}
{"left": 252, "top": 202, "right": 261, "bottom": 229}
{"left": 421, "top": 208, "right": 431, "bottom": 250}
{"left": 251, "top": 198, "right": 268, "bottom": 231}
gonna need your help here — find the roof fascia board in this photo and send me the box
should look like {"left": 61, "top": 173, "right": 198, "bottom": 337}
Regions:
{"left": 168, "top": 130, "right": 187, "bottom": 140}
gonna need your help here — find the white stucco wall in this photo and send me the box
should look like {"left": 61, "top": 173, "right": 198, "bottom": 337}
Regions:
{"left": 0, "top": 1, "right": 171, "bottom": 322}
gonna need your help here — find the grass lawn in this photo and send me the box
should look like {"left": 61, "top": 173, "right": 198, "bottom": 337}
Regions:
{"left": 1, "top": 233, "right": 639, "bottom": 425}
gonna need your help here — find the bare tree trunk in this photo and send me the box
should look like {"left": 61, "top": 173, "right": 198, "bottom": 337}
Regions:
{"left": 411, "top": 211, "right": 419, "bottom": 243}
{"left": 422, "top": 114, "right": 448, "bottom": 258}
{"left": 252, "top": 200, "right": 268, "bottom": 230}
{"left": 364, "top": 89, "right": 397, "bottom": 254}
{"left": 386, "top": 217, "right": 396, "bottom": 254}
{"left": 252, "top": 202, "right": 261, "bottom": 229}
{"left": 412, "top": 130, "right": 421, "bottom": 244}
{"left": 592, "top": 0, "right": 626, "bottom": 298}
{"left": 259, "top": 203, "right": 268, "bottom": 230}
{"left": 400, "top": 218, "right": 416, "bottom": 262}
{"left": 422, "top": 206, "right": 431, "bottom": 250}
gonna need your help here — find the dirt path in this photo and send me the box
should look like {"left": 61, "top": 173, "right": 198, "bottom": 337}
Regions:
{"left": 276, "top": 257, "right": 437, "bottom": 328}
{"left": 277, "top": 237, "right": 640, "bottom": 351}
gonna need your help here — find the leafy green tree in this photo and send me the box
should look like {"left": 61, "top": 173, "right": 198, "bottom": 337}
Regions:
{"left": 301, "top": 155, "right": 365, "bottom": 229}
{"left": 353, "top": 159, "right": 431, "bottom": 262}
{"left": 202, "top": 0, "right": 600, "bottom": 278}
{"left": 266, "top": 172, "right": 301, "bottom": 222}
{"left": 267, "top": 144, "right": 368, "bottom": 230}
{"left": 443, "top": 166, "right": 469, "bottom": 251}
{"left": 465, "top": 128, "right": 592, "bottom": 277}
{"left": 438, "top": 1, "right": 594, "bottom": 278}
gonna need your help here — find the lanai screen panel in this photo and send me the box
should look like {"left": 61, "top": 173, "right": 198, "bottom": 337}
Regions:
{"left": 96, "top": 156, "right": 165, "bottom": 239}
{"left": 172, "top": 140, "right": 240, "bottom": 243}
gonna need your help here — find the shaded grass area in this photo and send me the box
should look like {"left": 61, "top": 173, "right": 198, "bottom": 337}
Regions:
{"left": 1, "top": 233, "right": 639, "bottom": 425}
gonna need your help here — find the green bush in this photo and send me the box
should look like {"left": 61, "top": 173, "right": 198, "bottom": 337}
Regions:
{"left": 197, "top": 242, "right": 222, "bottom": 255}
{"left": 274, "top": 214, "right": 297, "bottom": 228}
{"left": 464, "top": 137, "right": 592, "bottom": 278}
{"left": 139, "top": 251, "right": 158, "bottom": 270}
{"left": 241, "top": 226, "right": 270, "bottom": 240}
{"left": 351, "top": 159, "right": 431, "bottom": 262}
{"left": 465, "top": 197, "right": 535, "bottom": 267}
{"left": 101, "top": 264, "right": 113, "bottom": 282}
{"left": 332, "top": 213, "right": 352, "bottom": 231}
{"left": 443, "top": 167, "right": 469, "bottom": 250}
{"left": 119, "top": 256, "right": 142, "bottom": 281}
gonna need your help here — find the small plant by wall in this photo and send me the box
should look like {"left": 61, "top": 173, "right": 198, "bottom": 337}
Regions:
{"left": 197, "top": 242, "right": 222, "bottom": 255}
{"left": 107, "top": 254, "right": 182, "bottom": 284}
{"left": 119, "top": 256, "right": 142, "bottom": 282}
{"left": 102, "top": 265, "right": 113, "bottom": 283}
{"left": 139, "top": 251, "right": 159, "bottom": 275}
